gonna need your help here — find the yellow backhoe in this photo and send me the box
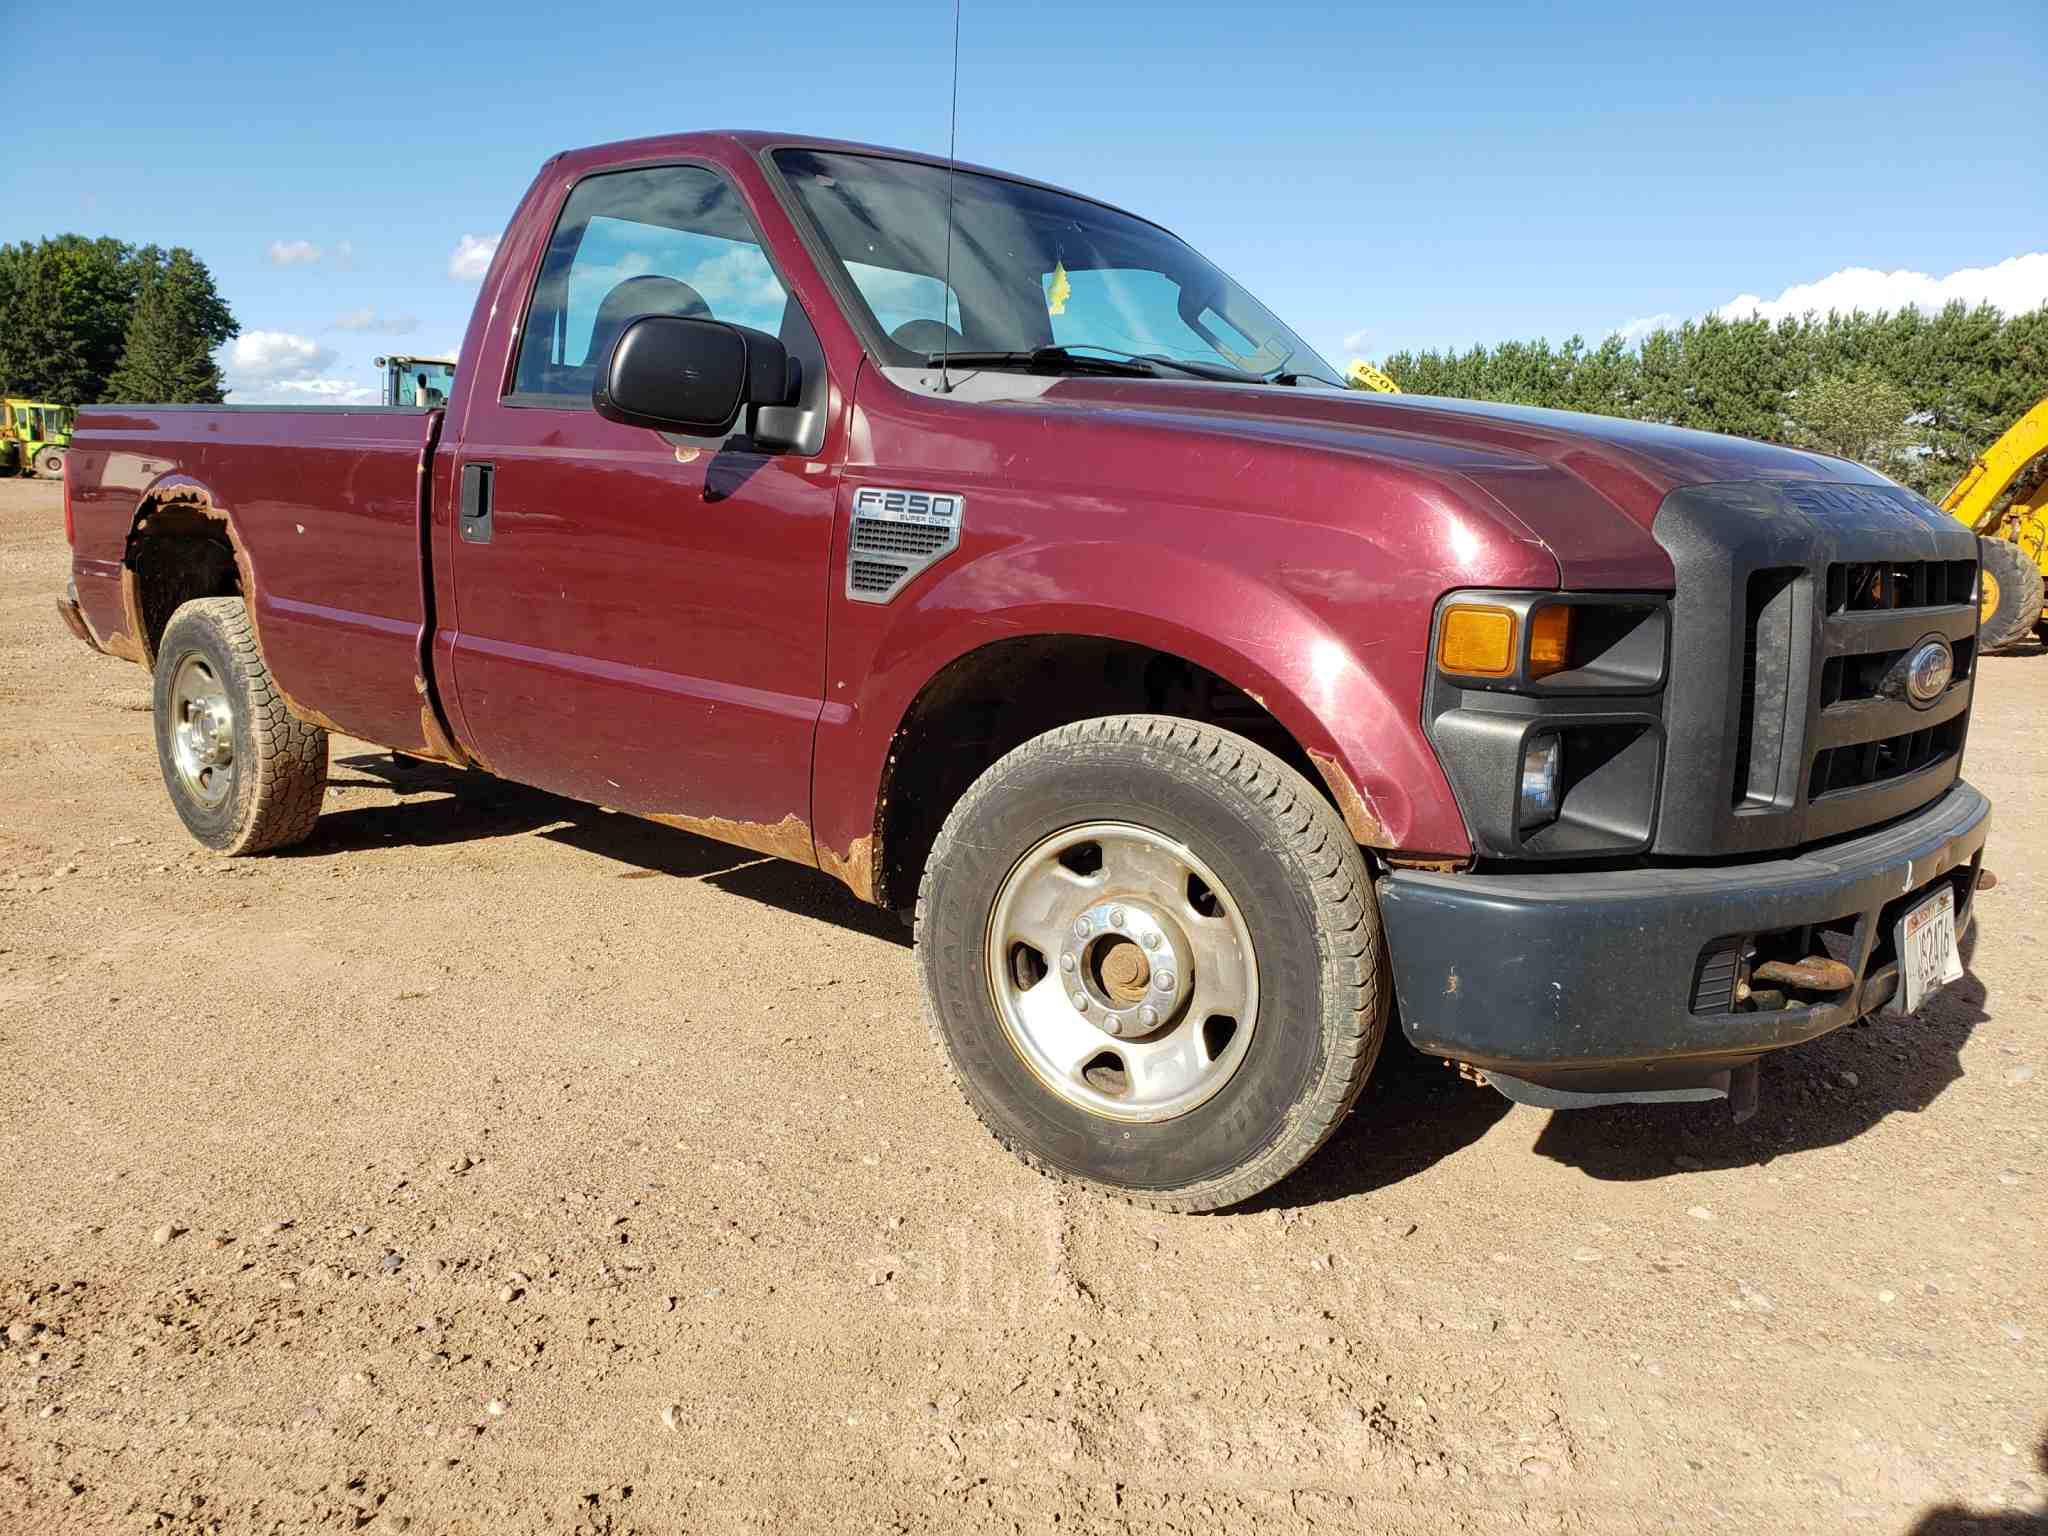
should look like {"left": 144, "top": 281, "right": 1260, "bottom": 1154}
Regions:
{"left": 1942, "top": 396, "right": 2048, "bottom": 651}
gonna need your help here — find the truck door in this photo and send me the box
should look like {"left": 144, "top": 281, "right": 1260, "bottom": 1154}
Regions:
{"left": 443, "top": 161, "right": 839, "bottom": 854}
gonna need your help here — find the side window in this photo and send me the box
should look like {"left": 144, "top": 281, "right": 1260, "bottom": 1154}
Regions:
{"left": 511, "top": 165, "right": 790, "bottom": 403}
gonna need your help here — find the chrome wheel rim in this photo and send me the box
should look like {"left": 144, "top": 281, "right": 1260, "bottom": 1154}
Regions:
{"left": 985, "top": 821, "right": 1259, "bottom": 1123}
{"left": 169, "top": 653, "right": 235, "bottom": 807}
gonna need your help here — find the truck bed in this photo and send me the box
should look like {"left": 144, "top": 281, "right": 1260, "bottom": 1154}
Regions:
{"left": 66, "top": 404, "right": 447, "bottom": 755}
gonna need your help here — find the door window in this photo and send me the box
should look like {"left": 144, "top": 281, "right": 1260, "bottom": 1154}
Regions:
{"left": 511, "top": 165, "right": 791, "bottom": 404}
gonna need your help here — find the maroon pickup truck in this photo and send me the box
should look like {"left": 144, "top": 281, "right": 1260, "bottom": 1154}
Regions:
{"left": 58, "top": 131, "right": 1989, "bottom": 1210}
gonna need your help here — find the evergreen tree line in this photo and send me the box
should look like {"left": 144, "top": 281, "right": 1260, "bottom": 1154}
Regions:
{"left": 1377, "top": 303, "right": 2048, "bottom": 501}
{"left": 0, "top": 235, "right": 239, "bottom": 405}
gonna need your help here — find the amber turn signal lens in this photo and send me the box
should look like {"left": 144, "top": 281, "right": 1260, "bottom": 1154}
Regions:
{"left": 1437, "top": 605, "right": 1517, "bottom": 677}
{"left": 1528, "top": 606, "right": 1574, "bottom": 678}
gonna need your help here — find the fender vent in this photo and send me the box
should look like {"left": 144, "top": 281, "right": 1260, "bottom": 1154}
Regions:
{"left": 845, "top": 487, "right": 963, "bottom": 604}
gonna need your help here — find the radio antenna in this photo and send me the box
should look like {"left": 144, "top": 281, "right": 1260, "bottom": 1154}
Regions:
{"left": 938, "top": 0, "right": 962, "bottom": 393}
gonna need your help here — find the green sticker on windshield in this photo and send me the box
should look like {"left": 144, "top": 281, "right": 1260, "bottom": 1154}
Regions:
{"left": 1046, "top": 260, "right": 1071, "bottom": 317}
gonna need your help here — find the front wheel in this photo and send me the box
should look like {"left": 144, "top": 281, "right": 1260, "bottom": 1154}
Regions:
{"left": 32, "top": 445, "right": 66, "bottom": 478}
{"left": 1978, "top": 536, "right": 2044, "bottom": 652}
{"left": 152, "top": 597, "right": 328, "bottom": 854}
{"left": 916, "top": 716, "right": 1386, "bottom": 1212}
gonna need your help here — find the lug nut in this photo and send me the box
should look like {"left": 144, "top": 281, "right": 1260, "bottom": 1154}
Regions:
{"left": 1142, "top": 932, "right": 1161, "bottom": 950}
{"left": 1072, "top": 917, "right": 1091, "bottom": 938}
{"left": 1139, "top": 1006, "right": 1158, "bottom": 1028}
{"left": 1059, "top": 954, "right": 1076, "bottom": 973}
{"left": 1109, "top": 907, "right": 1126, "bottom": 928}
{"left": 1154, "top": 970, "right": 1176, "bottom": 992}
{"left": 1071, "top": 993, "right": 1090, "bottom": 1011}
{"left": 1104, "top": 1017, "right": 1124, "bottom": 1037}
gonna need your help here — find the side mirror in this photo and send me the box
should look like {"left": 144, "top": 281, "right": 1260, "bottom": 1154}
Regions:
{"left": 593, "top": 315, "right": 792, "bottom": 437}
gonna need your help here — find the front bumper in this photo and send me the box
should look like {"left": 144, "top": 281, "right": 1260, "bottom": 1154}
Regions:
{"left": 1377, "top": 781, "right": 1990, "bottom": 1110}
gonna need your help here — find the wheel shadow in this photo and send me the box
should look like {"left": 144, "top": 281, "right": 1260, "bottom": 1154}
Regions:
{"left": 1238, "top": 1029, "right": 1515, "bottom": 1213}
{"left": 294, "top": 752, "right": 910, "bottom": 948}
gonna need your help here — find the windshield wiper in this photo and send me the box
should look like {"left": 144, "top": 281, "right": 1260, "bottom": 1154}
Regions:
{"left": 926, "top": 346, "right": 1161, "bottom": 378}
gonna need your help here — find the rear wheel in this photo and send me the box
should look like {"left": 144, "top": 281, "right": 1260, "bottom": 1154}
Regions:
{"left": 152, "top": 597, "right": 328, "bottom": 854}
{"left": 1978, "top": 536, "right": 2044, "bottom": 652}
{"left": 916, "top": 715, "right": 1385, "bottom": 1212}
{"left": 32, "top": 445, "right": 66, "bottom": 478}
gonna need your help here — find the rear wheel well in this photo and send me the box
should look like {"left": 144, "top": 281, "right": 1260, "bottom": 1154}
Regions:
{"left": 873, "top": 636, "right": 1331, "bottom": 910}
{"left": 125, "top": 503, "right": 242, "bottom": 664}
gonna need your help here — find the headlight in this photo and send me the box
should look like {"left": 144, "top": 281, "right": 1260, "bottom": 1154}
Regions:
{"left": 1425, "top": 591, "right": 1670, "bottom": 858}
{"left": 1519, "top": 734, "right": 1562, "bottom": 828}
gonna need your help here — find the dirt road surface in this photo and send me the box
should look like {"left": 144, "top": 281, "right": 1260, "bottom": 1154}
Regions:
{"left": 2, "top": 474, "right": 2043, "bottom": 1533}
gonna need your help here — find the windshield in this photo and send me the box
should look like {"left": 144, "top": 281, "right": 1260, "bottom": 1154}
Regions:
{"left": 773, "top": 149, "right": 1343, "bottom": 387}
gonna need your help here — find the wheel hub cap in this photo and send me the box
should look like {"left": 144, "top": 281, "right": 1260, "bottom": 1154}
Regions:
{"left": 987, "top": 822, "right": 1259, "bottom": 1123}
{"left": 169, "top": 654, "right": 235, "bottom": 806}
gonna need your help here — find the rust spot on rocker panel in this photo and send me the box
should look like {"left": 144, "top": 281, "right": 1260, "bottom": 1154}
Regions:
{"left": 817, "top": 833, "right": 879, "bottom": 905}
{"left": 1307, "top": 749, "right": 1389, "bottom": 848}
{"left": 642, "top": 811, "right": 817, "bottom": 867}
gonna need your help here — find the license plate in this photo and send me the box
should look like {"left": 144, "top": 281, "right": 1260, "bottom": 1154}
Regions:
{"left": 1897, "top": 884, "right": 1964, "bottom": 1014}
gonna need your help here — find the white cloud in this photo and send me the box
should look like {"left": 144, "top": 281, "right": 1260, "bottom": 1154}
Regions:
{"left": 1616, "top": 252, "right": 2048, "bottom": 340}
{"left": 334, "top": 306, "right": 419, "bottom": 335}
{"left": 449, "top": 234, "right": 499, "bottom": 282}
{"left": 268, "top": 239, "right": 322, "bottom": 267}
{"left": 1613, "top": 312, "right": 1679, "bottom": 345}
{"left": 1340, "top": 326, "right": 1374, "bottom": 355}
{"left": 333, "top": 240, "right": 356, "bottom": 270}
{"left": 222, "top": 329, "right": 376, "bottom": 406}
{"left": 229, "top": 330, "right": 333, "bottom": 377}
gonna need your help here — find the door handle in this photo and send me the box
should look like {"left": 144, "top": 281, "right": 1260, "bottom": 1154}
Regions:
{"left": 459, "top": 462, "right": 494, "bottom": 544}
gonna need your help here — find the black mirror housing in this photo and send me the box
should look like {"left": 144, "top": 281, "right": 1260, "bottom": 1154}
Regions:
{"left": 593, "top": 315, "right": 792, "bottom": 437}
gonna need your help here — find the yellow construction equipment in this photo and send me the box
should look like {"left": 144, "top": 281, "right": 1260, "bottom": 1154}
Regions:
{"left": 1346, "top": 359, "right": 1400, "bottom": 394}
{"left": 1942, "top": 396, "right": 2048, "bottom": 651}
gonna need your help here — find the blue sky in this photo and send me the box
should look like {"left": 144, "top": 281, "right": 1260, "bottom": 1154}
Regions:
{"left": 5, "top": 0, "right": 2043, "bottom": 403}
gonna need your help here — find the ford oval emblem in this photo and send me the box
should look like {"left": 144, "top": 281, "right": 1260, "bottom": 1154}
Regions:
{"left": 1905, "top": 638, "right": 1954, "bottom": 705}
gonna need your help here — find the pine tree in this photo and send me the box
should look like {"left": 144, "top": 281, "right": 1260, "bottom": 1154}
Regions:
{"left": 103, "top": 247, "right": 237, "bottom": 404}
{"left": 0, "top": 235, "right": 138, "bottom": 401}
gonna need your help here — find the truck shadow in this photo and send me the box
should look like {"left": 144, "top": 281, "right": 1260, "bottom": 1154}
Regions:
{"left": 297, "top": 751, "right": 910, "bottom": 948}
{"left": 1900, "top": 1431, "right": 2047, "bottom": 1533}
{"left": 1258, "top": 921, "right": 1993, "bottom": 1209}
{"left": 1528, "top": 960, "right": 1991, "bottom": 1182}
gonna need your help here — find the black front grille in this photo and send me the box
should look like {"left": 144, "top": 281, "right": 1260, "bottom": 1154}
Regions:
{"left": 1652, "top": 480, "right": 1981, "bottom": 857}
{"left": 1809, "top": 716, "right": 1966, "bottom": 799}
{"left": 1826, "top": 559, "right": 1977, "bottom": 614}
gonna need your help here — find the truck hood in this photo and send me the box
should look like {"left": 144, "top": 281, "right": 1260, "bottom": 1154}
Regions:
{"left": 1011, "top": 377, "right": 1896, "bottom": 589}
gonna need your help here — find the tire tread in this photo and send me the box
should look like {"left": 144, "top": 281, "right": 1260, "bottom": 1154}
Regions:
{"left": 916, "top": 714, "right": 1385, "bottom": 1213}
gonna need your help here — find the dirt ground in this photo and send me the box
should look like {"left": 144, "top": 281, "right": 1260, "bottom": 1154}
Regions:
{"left": 1, "top": 473, "right": 2043, "bottom": 1534}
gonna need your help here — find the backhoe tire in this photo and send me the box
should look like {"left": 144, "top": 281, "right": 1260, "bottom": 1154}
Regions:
{"left": 152, "top": 597, "right": 328, "bottom": 855}
{"left": 916, "top": 715, "right": 1386, "bottom": 1213}
{"left": 1978, "top": 536, "right": 2043, "bottom": 653}
{"left": 33, "top": 445, "right": 66, "bottom": 478}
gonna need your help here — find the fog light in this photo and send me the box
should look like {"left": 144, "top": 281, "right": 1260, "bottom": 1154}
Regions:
{"left": 1519, "top": 734, "right": 1562, "bottom": 829}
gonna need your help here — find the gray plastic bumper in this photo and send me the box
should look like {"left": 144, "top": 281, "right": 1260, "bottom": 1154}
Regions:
{"left": 1377, "top": 782, "right": 1990, "bottom": 1102}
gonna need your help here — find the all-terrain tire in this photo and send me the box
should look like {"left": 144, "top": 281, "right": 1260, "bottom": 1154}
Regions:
{"left": 916, "top": 715, "right": 1386, "bottom": 1212}
{"left": 152, "top": 597, "right": 328, "bottom": 854}
{"left": 33, "top": 445, "right": 66, "bottom": 478}
{"left": 1978, "top": 536, "right": 2043, "bottom": 653}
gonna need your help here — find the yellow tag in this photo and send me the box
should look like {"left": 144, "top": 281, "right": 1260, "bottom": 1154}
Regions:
{"left": 1046, "top": 260, "right": 1071, "bottom": 316}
